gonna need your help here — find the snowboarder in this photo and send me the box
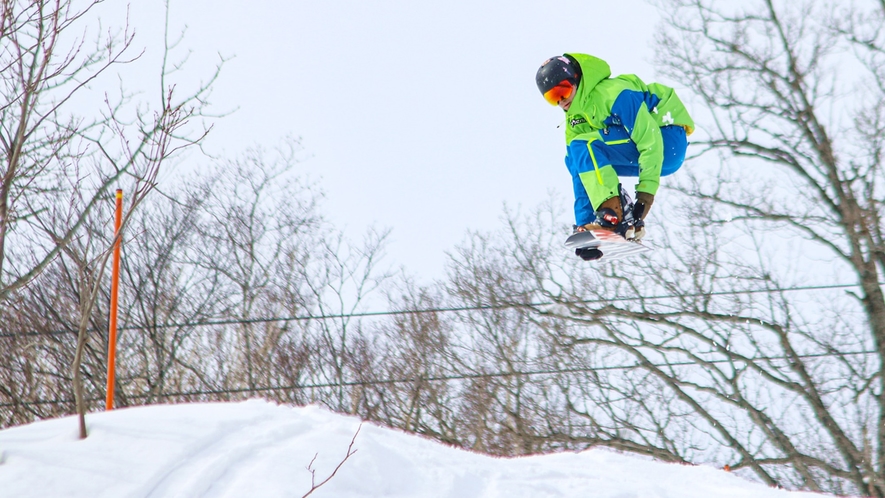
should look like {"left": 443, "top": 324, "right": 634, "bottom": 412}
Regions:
{"left": 536, "top": 53, "right": 694, "bottom": 260}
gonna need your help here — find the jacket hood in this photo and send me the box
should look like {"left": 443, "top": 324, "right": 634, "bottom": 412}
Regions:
{"left": 565, "top": 53, "right": 611, "bottom": 93}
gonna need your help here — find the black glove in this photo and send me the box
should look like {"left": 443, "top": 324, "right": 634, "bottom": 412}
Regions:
{"left": 631, "top": 192, "right": 654, "bottom": 241}
{"left": 633, "top": 192, "right": 655, "bottom": 221}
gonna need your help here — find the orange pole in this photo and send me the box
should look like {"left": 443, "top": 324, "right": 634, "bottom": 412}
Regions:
{"left": 105, "top": 189, "right": 123, "bottom": 411}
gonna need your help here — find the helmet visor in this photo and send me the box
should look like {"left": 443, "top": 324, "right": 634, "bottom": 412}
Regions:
{"left": 543, "top": 81, "right": 574, "bottom": 106}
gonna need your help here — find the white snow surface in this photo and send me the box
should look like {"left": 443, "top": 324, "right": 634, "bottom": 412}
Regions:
{"left": 0, "top": 399, "right": 835, "bottom": 497}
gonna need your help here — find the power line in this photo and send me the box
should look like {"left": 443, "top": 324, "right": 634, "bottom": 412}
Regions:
{"left": 0, "top": 349, "right": 876, "bottom": 409}
{"left": 0, "top": 282, "right": 865, "bottom": 339}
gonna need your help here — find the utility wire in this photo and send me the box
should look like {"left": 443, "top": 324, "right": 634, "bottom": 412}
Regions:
{"left": 0, "top": 282, "right": 863, "bottom": 339}
{"left": 0, "top": 349, "right": 876, "bottom": 409}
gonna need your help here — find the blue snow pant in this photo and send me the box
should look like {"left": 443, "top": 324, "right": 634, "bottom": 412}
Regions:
{"left": 565, "top": 125, "right": 688, "bottom": 226}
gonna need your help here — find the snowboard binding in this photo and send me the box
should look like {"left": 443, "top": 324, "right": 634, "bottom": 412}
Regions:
{"left": 568, "top": 184, "right": 650, "bottom": 262}
{"left": 614, "top": 184, "right": 639, "bottom": 240}
{"left": 576, "top": 184, "right": 638, "bottom": 239}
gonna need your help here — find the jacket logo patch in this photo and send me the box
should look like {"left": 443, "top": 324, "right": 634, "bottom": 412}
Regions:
{"left": 569, "top": 117, "right": 587, "bottom": 127}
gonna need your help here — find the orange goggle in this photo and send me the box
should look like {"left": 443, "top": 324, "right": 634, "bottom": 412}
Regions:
{"left": 543, "top": 81, "right": 574, "bottom": 106}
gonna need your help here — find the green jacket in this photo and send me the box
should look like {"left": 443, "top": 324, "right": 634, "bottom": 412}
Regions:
{"left": 564, "top": 53, "right": 694, "bottom": 195}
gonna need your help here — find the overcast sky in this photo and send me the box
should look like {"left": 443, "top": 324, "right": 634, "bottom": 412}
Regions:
{"left": 110, "top": 0, "right": 666, "bottom": 281}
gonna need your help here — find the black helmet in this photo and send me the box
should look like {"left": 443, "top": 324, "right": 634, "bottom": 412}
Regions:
{"left": 536, "top": 55, "right": 580, "bottom": 96}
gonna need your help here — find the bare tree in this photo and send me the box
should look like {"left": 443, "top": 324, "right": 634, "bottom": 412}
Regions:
{"left": 0, "top": 0, "right": 219, "bottom": 293}
{"left": 0, "top": 0, "right": 219, "bottom": 434}
{"left": 297, "top": 227, "right": 391, "bottom": 411}
{"left": 301, "top": 424, "right": 361, "bottom": 498}
{"left": 350, "top": 276, "right": 459, "bottom": 442}
{"left": 187, "top": 140, "right": 323, "bottom": 393}
{"left": 2, "top": 1, "right": 117, "bottom": 297}
{"left": 0, "top": 131, "right": 395, "bottom": 426}
{"left": 402, "top": 1, "right": 885, "bottom": 494}
{"left": 643, "top": 0, "right": 885, "bottom": 493}
{"left": 113, "top": 189, "right": 225, "bottom": 406}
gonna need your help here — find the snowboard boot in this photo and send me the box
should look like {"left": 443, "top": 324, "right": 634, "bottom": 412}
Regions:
{"left": 575, "top": 185, "right": 635, "bottom": 238}
{"left": 575, "top": 196, "right": 623, "bottom": 232}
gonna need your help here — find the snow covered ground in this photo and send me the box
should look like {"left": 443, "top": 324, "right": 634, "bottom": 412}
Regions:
{"left": 0, "top": 400, "right": 836, "bottom": 497}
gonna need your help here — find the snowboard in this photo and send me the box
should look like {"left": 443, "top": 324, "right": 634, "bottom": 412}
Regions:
{"left": 564, "top": 229, "right": 652, "bottom": 262}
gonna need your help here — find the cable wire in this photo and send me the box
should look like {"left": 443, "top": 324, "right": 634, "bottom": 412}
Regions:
{"left": 0, "top": 282, "right": 863, "bottom": 338}
{"left": 0, "top": 349, "right": 876, "bottom": 409}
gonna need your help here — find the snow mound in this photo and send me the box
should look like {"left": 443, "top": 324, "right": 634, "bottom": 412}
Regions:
{"left": 0, "top": 400, "right": 830, "bottom": 497}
